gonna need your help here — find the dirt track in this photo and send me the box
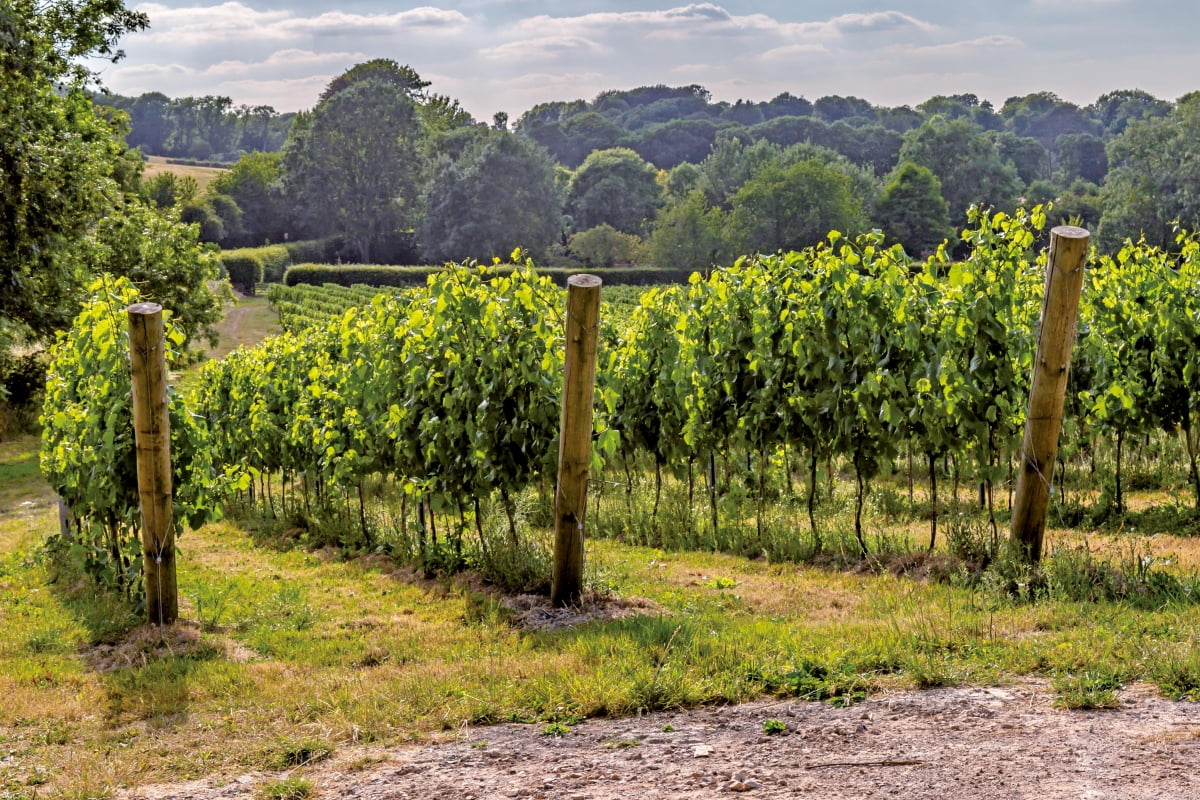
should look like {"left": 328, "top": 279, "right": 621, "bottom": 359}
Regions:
{"left": 117, "top": 680, "right": 1200, "bottom": 800}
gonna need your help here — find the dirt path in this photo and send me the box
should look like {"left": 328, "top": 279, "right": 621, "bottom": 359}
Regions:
{"left": 117, "top": 680, "right": 1200, "bottom": 800}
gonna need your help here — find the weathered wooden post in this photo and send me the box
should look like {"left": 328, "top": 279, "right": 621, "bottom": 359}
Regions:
{"left": 1010, "top": 226, "right": 1089, "bottom": 562}
{"left": 551, "top": 275, "right": 601, "bottom": 608}
{"left": 128, "top": 302, "right": 178, "bottom": 625}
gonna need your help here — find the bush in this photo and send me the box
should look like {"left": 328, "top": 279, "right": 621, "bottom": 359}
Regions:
{"left": 569, "top": 224, "right": 641, "bottom": 268}
{"left": 221, "top": 252, "right": 264, "bottom": 294}
{"left": 283, "top": 238, "right": 338, "bottom": 264}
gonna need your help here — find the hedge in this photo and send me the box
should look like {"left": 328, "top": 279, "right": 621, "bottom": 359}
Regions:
{"left": 220, "top": 252, "right": 264, "bottom": 294}
{"left": 283, "top": 263, "right": 698, "bottom": 288}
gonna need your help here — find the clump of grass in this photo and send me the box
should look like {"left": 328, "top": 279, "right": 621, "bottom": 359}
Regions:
{"left": 1148, "top": 648, "right": 1200, "bottom": 701}
{"left": 762, "top": 719, "right": 787, "bottom": 735}
{"left": 1052, "top": 669, "right": 1124, "bottom": 710}
{"left": 771, "top": 659, "right": 874, "bottom": 706}
{"left": 265, "top": 737, "right": 334, "bottom": 769}
{"left": 259, "top": 775, "right": 314, "bottom": 800}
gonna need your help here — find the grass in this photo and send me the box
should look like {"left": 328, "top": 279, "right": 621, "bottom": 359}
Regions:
{"left": 202, "top": 295, "right": 283, "bottom": 362}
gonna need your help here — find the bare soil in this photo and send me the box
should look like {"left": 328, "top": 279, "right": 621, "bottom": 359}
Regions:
{"left": 116, "top": 680, "right": 1200, "bottom": 800}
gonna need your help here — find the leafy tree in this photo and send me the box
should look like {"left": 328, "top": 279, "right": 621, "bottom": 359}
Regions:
{"left": 899, "top": 116, "right": 1021, "bottom": 223}
{"left": 421, "top": 130, "right": 561, "bottom": 262}
{"left": 319, "top": 58, "right": 428, "bottom": 102}
{"left": 1000, "top": 92, "right": 1097, "bottom": 149}
{"left": 646, "top": 190, "right": 730, "bottom": 269}
{"left": 209, "top": 151, "right": 287, "bottom": 246}
{"left": 875, "top": 162, "right": 953, "bottom": 256}
{"left": 760, "top": 92, "right": 813, "bottom": 119}
{"left": 814, "top": 95, "right": 876, "bottom": 124}
{"left": 1100, "top": 96, "right": 1200, "bottom": 250}
{"left": 1054, "top": 132, "right": 1108, "bottom": 185}
{"left": 989, "top": 131, "right": 1050, "bottom": 185}
{"left": 916, "top": 94, "right": 1002, "bottom": 130}
{"left": 1088, "top": 89, "right": 1170, "bottom": 136}
{"left": 727, "top": 159, "right": 868, "bottom": 254}
{"left": 1, "top": 0, "right": 219, "bottom": 347}
{"left": 565, "top": 148, "right": 661, "bottom": 235}
{"left": 280, "top": 76, "right": 423, "bottom": 262}
{"left": 627, "top": 118, "right": 728, "bottom": 169}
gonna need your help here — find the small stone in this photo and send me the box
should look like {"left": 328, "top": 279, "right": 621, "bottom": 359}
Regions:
{"left": 694, "top": 744, "right": 715, "bottom": 757}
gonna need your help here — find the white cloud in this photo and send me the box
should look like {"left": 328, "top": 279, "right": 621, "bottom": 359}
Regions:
{"left": 480, "top": 35, "right": 609, "bottom": 62}
{"left": 510, "top": 5, "right": 936, "bottom": 43}
{"left": 130, "top": 2, "right": 469, "bottom": 44}
{"left": 907, "top": 35, "right": 1024, "bottom": 57}
{"left": 759, "top": 43, "right": 830, "bottom": 62}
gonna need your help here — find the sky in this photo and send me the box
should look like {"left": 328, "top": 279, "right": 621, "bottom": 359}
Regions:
{"left": 93, "top": 1, "right": 1200, "bottom": 122}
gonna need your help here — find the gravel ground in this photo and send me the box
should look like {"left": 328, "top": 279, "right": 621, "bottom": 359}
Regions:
{"left": 117, "top": 680, "right": 1200, "bottom": 800}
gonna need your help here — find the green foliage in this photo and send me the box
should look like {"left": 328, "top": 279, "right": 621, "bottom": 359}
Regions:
{"left": 66, "top": 195, "right": 225, "bottom": 348}
{"left": 1100, "top": 96, "right": 1200, "bottom": 250}
{"left": 762, "top": 718, "right": 787, "bottom": 734}
{"left": 0, "top": 1, "right": 142, "bottom": 339}
{"left": 283, "top": 263, "right": 694, "bottom": 289}
{"left": 258, "top": 776, "right": 314, "bottom": 800}
{"left": 875, "top": 162, "right": 953, "bottom": 257}
{"left": 209, "top": 151, "right": 288, "bottom": 247}
{"left": 221, "top": 252, "right": 265, "bottom": 294}
{"left": 39, "top": 276, "right": 218, "bottom": 599}
{"left": 280, "top": 78, "right": 423, "bottom": 263}
{"left": 726, "top": 158, "right": 869, "bottom": 253}
{"left": 899, "top": 116, "right": 1021, "bottom": 224}
{"left": 566, "top": 147, "right": 662, "bottom": 235}
{"left": 647, "top": 190, "right": 731, "bottom": 270}
{"left": 569, "top": 224, "right": 641, "bottom": 268}
{"left": 421, "top": 130, "right": 562, "bottom": 263}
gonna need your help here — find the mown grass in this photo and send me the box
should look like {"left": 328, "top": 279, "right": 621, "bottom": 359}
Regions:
{"left": 4, "top": 424, "right": 1200, "bottom": 799}
{"left": 7, "top": 290, "right": 1200, "bottom": 798}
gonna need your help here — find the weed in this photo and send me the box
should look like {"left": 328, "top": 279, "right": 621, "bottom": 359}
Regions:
{"left": 1052, "top": 669, "right": 1123, "bottom": 710}
{"left": 661, "top": 724, "right": 675, "bottom": 733}
{"left": 603, "top": 738, "right": 641, "bottom": 749}
{"left": 541, "top": 721, "right": 571, "bottom": 737}
{"left": 762, "top": 719, "right": 787, "bottom": 735}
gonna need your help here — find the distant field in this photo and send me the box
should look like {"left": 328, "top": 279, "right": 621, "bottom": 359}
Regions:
{"left": 142, "top": 155, "right": 227, "bottom": 193}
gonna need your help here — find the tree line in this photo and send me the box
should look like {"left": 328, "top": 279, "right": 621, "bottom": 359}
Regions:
{"left": 142, "top": 61, "right": 1200, "bottom": 269}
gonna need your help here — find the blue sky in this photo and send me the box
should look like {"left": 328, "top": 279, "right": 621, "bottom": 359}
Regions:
{"left": 94, "top": 1, "right": 1199, "bottom": 121}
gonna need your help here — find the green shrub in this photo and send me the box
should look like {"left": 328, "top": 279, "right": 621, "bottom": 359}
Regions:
{"left": 221, "top": 252, "right": 264, "bottom": 294}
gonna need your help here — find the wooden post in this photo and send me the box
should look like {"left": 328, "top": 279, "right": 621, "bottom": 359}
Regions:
{"left": 1010, "top": 226, "right": 1089, "bottom": 562}
{"left": 551, "top": 275, "right": 601, "bottom": 607}
{"left": 128, "top": 303, "right": 178, "bottom": 625}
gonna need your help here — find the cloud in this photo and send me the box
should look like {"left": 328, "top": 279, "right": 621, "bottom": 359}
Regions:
{"left": 130, "top": 2, "right": 469, "bottom": 44}
{"left": 907, "top": 35, "right": 1024, "bottom": 57}
{"left": 480, "top": 35, "right": 609, "bottom": 62}
{"left": 759, "top": 43, "right": 831, "bottom": 62}
{"left": 510, "top": 5, "right": 937, "bottom": 43}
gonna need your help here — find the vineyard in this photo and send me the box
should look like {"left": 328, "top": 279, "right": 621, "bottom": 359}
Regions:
{"left": 39, "top": 208, "right": 1200, "bottom": 599}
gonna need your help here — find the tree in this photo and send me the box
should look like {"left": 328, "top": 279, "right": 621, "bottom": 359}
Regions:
{"left": 1100, "top": 96, "right": 1200, "bottom": 250}
{"left": 1000, "top": 92, "right": 1097, "bottom": 149}
{"left": 1088, "top": 89, "right": 1170, "bottom": 136}
{"left": 280, "top": 76, "right": 423, "bottom": 262}
{"left": 875, "top": 162, "right": 953, "bottom": 256}
{"left": 727, "top": 158, "right": 868, "bottom": 254}
{"left": 1, "top": 0, "right": 218, "bottom": 347}
{"left": 421, "top": 130, "right": 561, "bottom": 263}
{"left": 646, "top": 190, "right": 730, "bottom": 269}
{"left": 565, "top": 148, "right": 661, "bottom": 235}
{"left": 899, "top": 116, "right": 1021, "bottom": 223}
{"left": 1054, "top": 132, "right": 1108, "bottom": 185}
{"left": 319, "top": 58, "right": 428, "bottom": 102}
{"left": 210, "top": 151, "right": 287, "bottom": 246}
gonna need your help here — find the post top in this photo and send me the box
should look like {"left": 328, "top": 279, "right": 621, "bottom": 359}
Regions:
{"left": 567, "top": 274, "right": 603, "bottom": 288}
{"left": 127, "top": 302, "right": 164, "bottom": 315}
{"left": 1050, "top": 225, "right": 1090, "bottom": 240}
